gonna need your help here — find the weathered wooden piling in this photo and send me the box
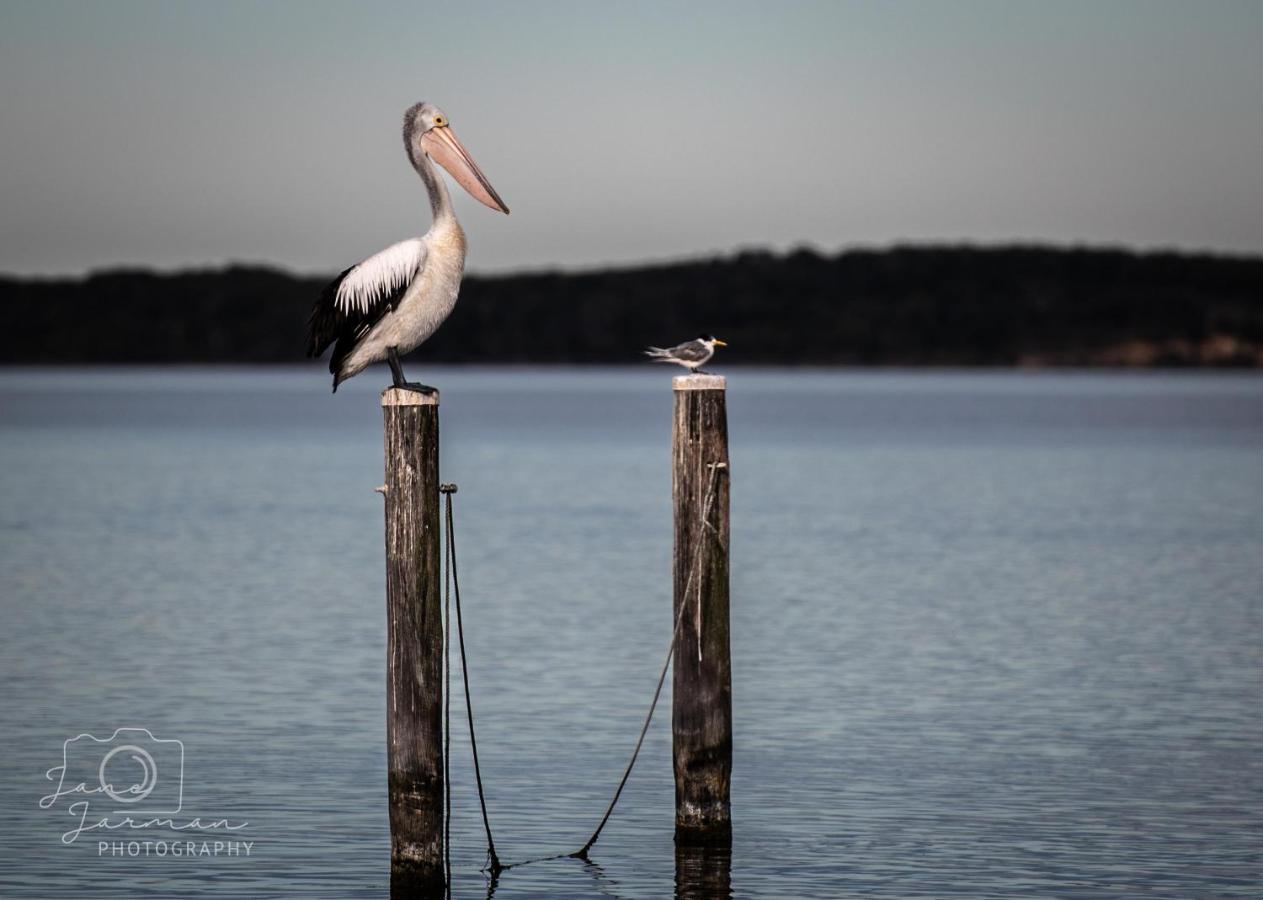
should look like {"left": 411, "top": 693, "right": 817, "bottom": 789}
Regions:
{"left": 671, "top": 374, "right": 732, "bottom": 846}
{"left": 381, "top": 387, "right": 444, "bottom": 887}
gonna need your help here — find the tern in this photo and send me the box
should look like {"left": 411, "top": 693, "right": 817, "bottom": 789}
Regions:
{"left": 306, "top": 102, "right": 509, "bottom": 393}
{"left": 644, "top": 335, "right": 728, "bottom": 374}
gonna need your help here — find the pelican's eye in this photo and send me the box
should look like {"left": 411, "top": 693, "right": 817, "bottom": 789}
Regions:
{"left": 433, "top": 115, "right": 446, "bottom": 127}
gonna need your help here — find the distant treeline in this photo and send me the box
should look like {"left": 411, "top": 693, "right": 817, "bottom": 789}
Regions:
{"left": 2, "top": 245, "right": 1261, "bottom": 366}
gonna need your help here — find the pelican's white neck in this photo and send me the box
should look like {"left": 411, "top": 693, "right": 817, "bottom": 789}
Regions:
{"left": 412, "top": 150, "right": 458, "bottom": 228}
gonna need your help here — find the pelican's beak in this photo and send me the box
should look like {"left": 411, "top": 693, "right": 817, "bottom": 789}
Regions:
{"left": 713, "top": 339, "right": 728, "bottom": 347}
{"left": 421, "top": 125, "right": 510, "bottom": 214}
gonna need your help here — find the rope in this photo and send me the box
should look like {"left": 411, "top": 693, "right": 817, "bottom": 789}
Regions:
{"left": 573, "top": 460, "right": 726, "bottom": 858}
{"left": 575, "top": 464, "right": 732, "bottom": 858}
{"left": 441, "top": 483, "right": 503, "bottom": 876}
{"left": 438, "top": 460, "right": 727, "bottom": 876}
{"left": 442, "top": 487, "right": 453, "bottom": 895}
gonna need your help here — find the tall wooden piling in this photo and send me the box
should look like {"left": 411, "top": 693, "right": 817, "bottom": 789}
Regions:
{"left": 671, "top": 374, "right": 732, "bottom": 846}
{"left": 381, "top": 387, "right": 444, "bottom": 887}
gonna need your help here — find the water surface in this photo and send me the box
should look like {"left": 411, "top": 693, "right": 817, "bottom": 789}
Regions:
{"left": 1, "top": 368, "right": 1260, "bottom": 898}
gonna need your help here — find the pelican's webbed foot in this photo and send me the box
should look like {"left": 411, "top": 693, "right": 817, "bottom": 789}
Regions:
{"left": 394, "top": 381, "right": 438, "bottom": 395}
{"left": 385, "top": 347, "right": 437, "bottom": 395}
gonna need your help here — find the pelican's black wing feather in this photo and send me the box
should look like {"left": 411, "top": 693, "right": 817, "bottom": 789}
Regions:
{"left": 306, "top": 265, "right": 356, "bottom": 359}
{"left": 305, "top": 239, "right": 427, "bottom": 387}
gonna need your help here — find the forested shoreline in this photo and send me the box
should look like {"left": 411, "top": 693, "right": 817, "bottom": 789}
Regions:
{"left": 3, "top": 245, "right": 1261, "bottom": 366}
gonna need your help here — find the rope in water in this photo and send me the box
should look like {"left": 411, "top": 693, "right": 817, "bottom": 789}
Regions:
{"left": 442, "top": 491, "right": 453, "bottom": 893}
{"left": 441, "top": 483, "right": 503, "bottom": 876}
{"left": 439, "top": 460, "right": 726, "bottom": 877}
{"left": 572, "top": 460, "right": 726, "bottom": 859}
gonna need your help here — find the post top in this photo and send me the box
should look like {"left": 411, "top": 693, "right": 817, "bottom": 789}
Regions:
{"left": 673, "top": 374, "right": 727, "bottom": 391}
{"left": 381, "top": 387, "right": 440, "bottom": 407}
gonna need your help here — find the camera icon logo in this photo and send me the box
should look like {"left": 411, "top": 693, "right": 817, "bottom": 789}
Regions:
{"left": 44, "top": 727, "right": 184, "bottom": 815}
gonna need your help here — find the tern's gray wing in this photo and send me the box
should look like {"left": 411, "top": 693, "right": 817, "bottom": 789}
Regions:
{"left": 668, "top": 339, "right": 711, "bottom": 362}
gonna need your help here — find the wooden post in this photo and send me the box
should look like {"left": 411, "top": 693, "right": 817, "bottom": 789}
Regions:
{"left": 382, "top": 387, "right": 444, "bottom": 888}
{"left": 671, "top": 373, "right": 732, "bottom": 846}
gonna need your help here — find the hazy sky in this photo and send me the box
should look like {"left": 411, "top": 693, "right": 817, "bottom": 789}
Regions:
{"left": 2, "top": 0, "right": 1261, "bottom": 276}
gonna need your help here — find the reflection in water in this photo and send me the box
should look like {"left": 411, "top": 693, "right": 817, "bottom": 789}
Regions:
{"left": 579, "top": 856, "right": 626, "bottom": 899}
{"left": 389, "top": 867, "right": 446, "bottom": 900}
{"left": 476, "top": 853, "right": 626, "bottom": 900}
{"left": 675, "top": 844, "right": 733, "bottom": 900}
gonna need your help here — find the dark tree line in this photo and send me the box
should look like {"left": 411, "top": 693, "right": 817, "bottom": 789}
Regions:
{"left": 2, "top": 245, "right": 1261, "bottom": 366}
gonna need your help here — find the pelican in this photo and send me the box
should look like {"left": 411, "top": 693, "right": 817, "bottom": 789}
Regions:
{"left": 644, "top": 335, "right": 728, "bottom": 373}
{"left": 307, "top": 102, "right": 509, "bottom": 393}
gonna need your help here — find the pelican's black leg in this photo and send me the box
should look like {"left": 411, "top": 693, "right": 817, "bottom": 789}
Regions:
{"left": 386, "top": 347, "right": 406, "bottom": 385}
{"left": 386, "top": 347, "right": 437, "bottom": 394}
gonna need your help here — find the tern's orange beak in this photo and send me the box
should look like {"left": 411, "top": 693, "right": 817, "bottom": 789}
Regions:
{"left": 713, "top": 339, "right": 728, "bottom": 347}
{"left": 420, "top": 125, "right": 509, "bottom": 214}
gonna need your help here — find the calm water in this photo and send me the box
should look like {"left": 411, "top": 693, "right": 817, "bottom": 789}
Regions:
{"left": 1, "top": 368, "right": 1260, "bottom": 899}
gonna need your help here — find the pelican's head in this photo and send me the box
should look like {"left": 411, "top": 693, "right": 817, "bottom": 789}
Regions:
{"left": 699, "top": 334, "right": 728, "bottom": 348}
{"left": 404, "top": 102, "right": 510, "bottom": 214}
